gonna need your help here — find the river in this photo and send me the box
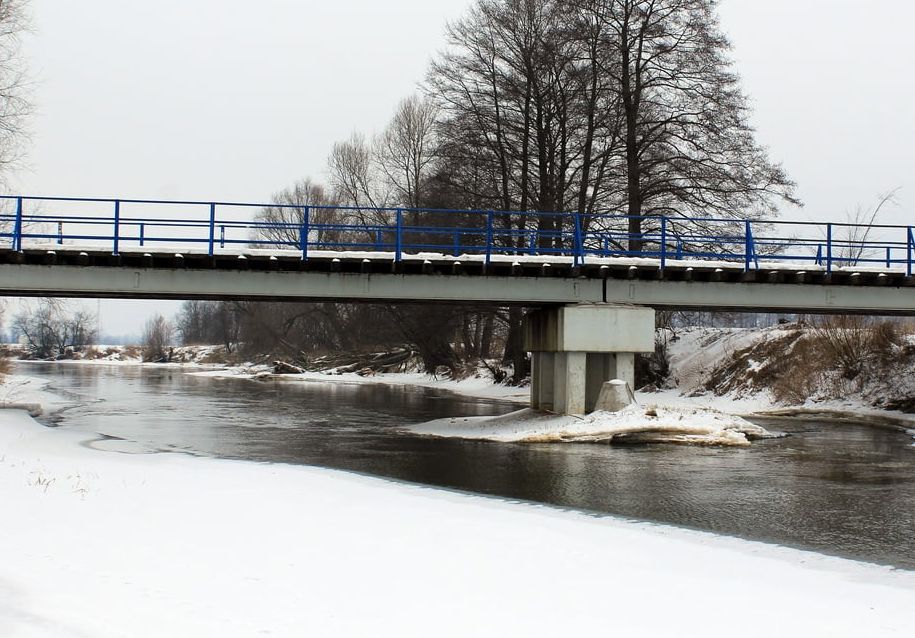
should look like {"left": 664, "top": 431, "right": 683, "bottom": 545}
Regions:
{"left": 19, "top": 361, "right": 915, "bottom": 570}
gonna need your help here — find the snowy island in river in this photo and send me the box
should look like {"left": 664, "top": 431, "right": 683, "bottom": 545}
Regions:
{"left": 408, "top": 404, "right": 778, "bottom": 446}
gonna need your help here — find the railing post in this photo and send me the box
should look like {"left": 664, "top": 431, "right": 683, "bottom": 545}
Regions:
{"left": 12, "top": 196, "right": 22, "bottom": 251}
{"left": 660, "top": 216, "right": 667, "bottom": 272}
{"left": 208, "top": 203, "right": 216, "bottom": 256}
{"left": 573, "top": 212, "right": 583, "bottom": 267}
{"left": 453, "top": 231, "right": 461, "bottom": 257}
{"left": 485, "top": 210, "right": 494, "bottom": 267}
{"left": 139, "top": 223, "right": 145, "bottom": 247}
{"left": 529, "top": 231, "right": 537, "bottom": 256}
{"left": 886, "top": 246, "right": 892, "bottom": 269}
{"left": 743, "top": 220, "right": 752, "bottom": 271}
{"left": 395, "top": 208, "right": 403, "bottom": 262}
{"left": 826, "top": 223, "right": 833, "bottom": 274}
{"left": 113, "top": 199, "right": 121, "bottom": 255}
{"left": 220, "top": 225, "right": 225, "bottom": 248}
{"left": 300, "top": 206, "right": 309, "bottom": 261}
{"left": 908, "top": 227, "right": 914, "bottom": 278}
{"left": 57, "top": 222, "right": 63, "bottom": 245}
{"left": 375, "top": 229, "right": 383, "bottom": 252}
{"left": 815, "top": 244, "right": 822, "bottom": 266}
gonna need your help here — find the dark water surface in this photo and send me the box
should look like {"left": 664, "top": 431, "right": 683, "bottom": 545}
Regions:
{"left": 21, "top": 362, "right": 915, "bottom": 570}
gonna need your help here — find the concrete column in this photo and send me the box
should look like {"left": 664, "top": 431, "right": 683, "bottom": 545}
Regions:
{"left": 553, "top": 352, "right": 587, "bottom": 415}
{"left": 523, "top": 304, "right": 655, "bottom": 415}
{"left": 615, "top": 352, "right": 636, "bottom": 390}
{"left": 531, "top": 351, "right": 556, "bottom": 411}
{"left": 585, "top": 353, "right": 617, "bottom": 413}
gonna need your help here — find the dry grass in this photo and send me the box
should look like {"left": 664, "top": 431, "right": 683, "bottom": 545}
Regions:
{"left": 703, "top": 330, "right": 804, "bottom": 397}
{"left": 703, "top": 319, "right": 913, "bottom": 406}
{"left": 769, "top": 335, "right": 833, "bottom": 404}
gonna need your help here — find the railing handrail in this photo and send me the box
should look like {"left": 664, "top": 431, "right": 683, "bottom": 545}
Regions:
{"left": 0, "top": 194, "right": 911, "bottom": 232}
{"left": 2, "top": 194, "right": 913, "bottom": 274}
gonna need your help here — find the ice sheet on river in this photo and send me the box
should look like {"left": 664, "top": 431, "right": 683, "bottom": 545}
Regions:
{"left": 408, "top": 405, "right": 777, "bottom": 446}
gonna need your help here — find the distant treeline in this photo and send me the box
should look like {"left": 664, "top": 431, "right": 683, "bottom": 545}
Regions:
{"left": 174, "top": 300, "right": 508, "bottom": 377}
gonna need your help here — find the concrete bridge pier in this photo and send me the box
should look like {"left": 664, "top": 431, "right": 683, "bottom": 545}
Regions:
{"left": 524, "top": 304, "right": 656, "bottom": 415}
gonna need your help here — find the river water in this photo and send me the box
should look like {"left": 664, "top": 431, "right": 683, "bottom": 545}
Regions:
{"left": 20, "top": 361, "right": 915, "bottom": 570}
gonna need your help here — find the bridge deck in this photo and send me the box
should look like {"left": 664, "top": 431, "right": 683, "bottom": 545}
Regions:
{"left": 2, "top": 245, "right": 914, "bottom": 314}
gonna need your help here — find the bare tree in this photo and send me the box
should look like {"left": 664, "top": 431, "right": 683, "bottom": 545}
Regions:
{"left": 327, "top": 132, "right": 393, "bottom": 229}
{"left": 174, "top": 300, "right": 239, "bottom": 353}
{"left": 376, "top": 95, "right": 440, "bottom": 210}
{"left": 142, "top": 314, "right": 174, "bottom": 362}
{"left": 0, "top": 0, "right": 30, "bottom": 181}
{"left": 579, "top": 0, "right": 799, "bottom": 249}
{"left": 12, "top": 299, "right": 96, "bottom": 359}
{"left": 430, "top": 0, "right": 798, "bottom": 255}
{"left": 427, "top": 0, "right": 627, "bottom": 381}
{"left": 428, "top": 0, "right": 623, "bottom": 224}
{"left": 254, "top": 178, "right": 340, "bottom": 248}
{"left": 835, "top": 188, "right": 900, "bottom": 267}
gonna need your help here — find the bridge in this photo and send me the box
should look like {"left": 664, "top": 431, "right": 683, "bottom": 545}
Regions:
{"left": 2, "top": 194, "right": 914, "bottom": 414}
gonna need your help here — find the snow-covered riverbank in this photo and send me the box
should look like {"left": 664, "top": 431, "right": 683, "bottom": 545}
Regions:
{"left": 187, "top": 365, "right": 531, "bottom": 403}
{"left": 1, "top": 377, "right": 914, "bottom": 637}
{"left": 15, "top": 324, "right": 915, "bottom": 435}
{"left": 21, "top": 349, "right": 530, "bottom": 404}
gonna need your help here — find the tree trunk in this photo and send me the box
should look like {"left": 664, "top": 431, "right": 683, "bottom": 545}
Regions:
{"left": 480, "top": 312, "right": 495, "bottom": 360}
{"left": 503, "top": 307, "right": 528, "bottom": 384}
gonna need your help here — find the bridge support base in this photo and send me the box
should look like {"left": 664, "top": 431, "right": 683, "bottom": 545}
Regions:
{"left": 524, "top": 304, "right": 655, "bottom": 415}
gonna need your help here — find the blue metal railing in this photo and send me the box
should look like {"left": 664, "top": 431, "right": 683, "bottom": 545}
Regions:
{"left": 0, "top": 194, "right": 912, "bottom": 274}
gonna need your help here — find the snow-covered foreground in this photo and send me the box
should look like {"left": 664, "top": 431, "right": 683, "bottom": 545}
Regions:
{"left": 409, "top": 405, "right": 777, "bottom": 446}
{"left": 2, "top": 386, "right": 915, "bottom": 636}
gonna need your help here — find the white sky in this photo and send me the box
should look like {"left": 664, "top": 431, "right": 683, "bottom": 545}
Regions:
{"left": 6, "top": 0, "right": 915, "bottom": 336}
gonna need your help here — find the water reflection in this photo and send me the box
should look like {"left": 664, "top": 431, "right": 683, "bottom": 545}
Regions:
{"left": 20, "top": 362, "right": 915, "bottom": 570}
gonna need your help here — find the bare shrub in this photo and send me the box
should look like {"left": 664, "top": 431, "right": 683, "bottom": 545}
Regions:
{"left": 142, "top": 314, "right": 174, "bottom": 362}
{"left": 869, "top": 320, "right": 904, "bottom": 364}
{"left": 637, "top": 335, "right": 672, "bottom": 390}
{"left": 810, "top": 316, "right": 903, "bottom": 381}
{"left": 810, "top": 316, "right": 871, "bottom": 380}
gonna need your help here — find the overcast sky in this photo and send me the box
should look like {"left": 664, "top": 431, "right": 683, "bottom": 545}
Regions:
{"left": 8, "top": 0, "right": 915, "bottom": 336}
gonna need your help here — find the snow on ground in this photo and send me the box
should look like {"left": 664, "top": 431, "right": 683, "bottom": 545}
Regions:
{"left": 0, "top": 374, "right": 71, "bottom": 416}
{"left": 44, "top": 344, "right": 226, "bottom": 367}
{"left": 666, "top": 327, "right": 769, "bottom": 394}
{"left": 1, "top": 379, "right": 914, "bottom": 637}
{"left": 408, "top": 405, "right": 777, "bottom": 446}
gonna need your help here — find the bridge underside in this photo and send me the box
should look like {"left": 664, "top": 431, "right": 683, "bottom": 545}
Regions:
{"left": 2, "top": 249, "right": 915, "bottom": 315}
